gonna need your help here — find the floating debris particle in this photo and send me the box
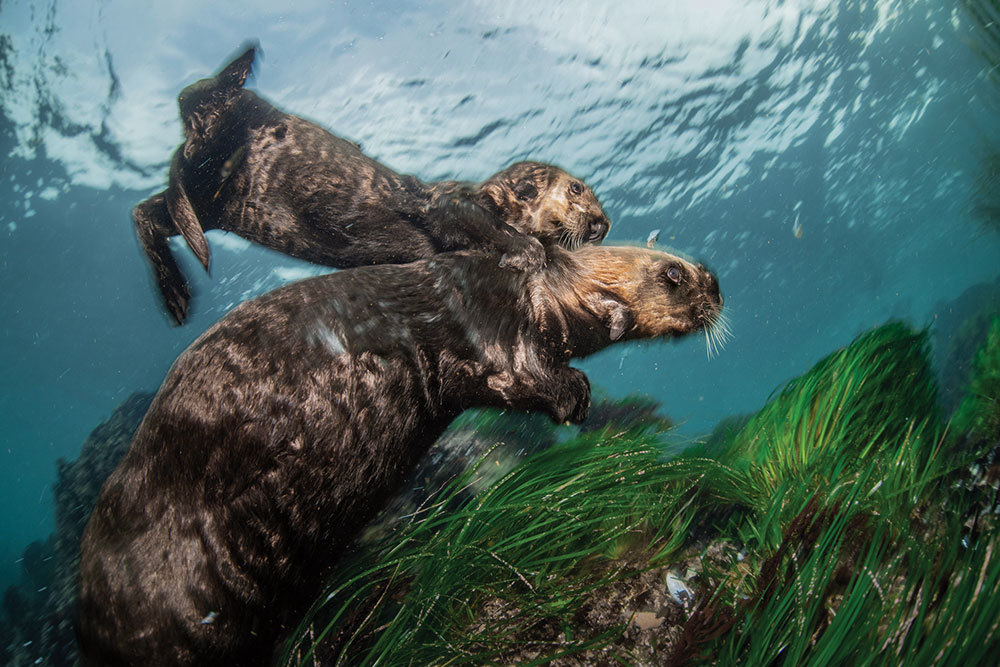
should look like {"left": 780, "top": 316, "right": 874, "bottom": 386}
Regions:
{"left": 646, "top": 228, "right": 661, "bottom": 248}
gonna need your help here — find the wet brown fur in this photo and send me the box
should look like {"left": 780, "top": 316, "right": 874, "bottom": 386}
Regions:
{"left": 135, "top": 44, "right": 609, "bottom": 325}
{"left": 77, "top": 244, "right": 719, "bottom": 666}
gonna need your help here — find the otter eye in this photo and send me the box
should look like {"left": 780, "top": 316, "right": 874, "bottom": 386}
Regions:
{"left": 665, "top": 265, "right": 683, "bottom": 285}
{"left": 513, "top": 181, "right": 538, "bottom": 202}
{"left": 569, "top": 181, "right": 584, "bottom": 196}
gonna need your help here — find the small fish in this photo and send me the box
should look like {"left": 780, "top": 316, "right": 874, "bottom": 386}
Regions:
{"left": 646, "top": 228, "right": 661, "bottom": 248}
{"left": 200, "top": 611, "right": 219, "bottom": 625}
{"left": 792, "top": 201, "right": 803, "bottom": 239}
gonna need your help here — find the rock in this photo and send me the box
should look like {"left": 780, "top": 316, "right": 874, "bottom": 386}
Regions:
{"left": 0, "top": 392, "right": 153, "bottom": 667}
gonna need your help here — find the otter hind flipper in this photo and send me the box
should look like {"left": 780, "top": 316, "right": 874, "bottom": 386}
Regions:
{"left": 133, "top": 193, "right": 192, "bottom": 325}
{"left": 177, "top": 42, "right": 259, "bottom": 143}
{"left": 217, "top": 41, "right": 260, "bottom": 90}
{"left": 166, "top": 153, "right": 212, "bottom": 273}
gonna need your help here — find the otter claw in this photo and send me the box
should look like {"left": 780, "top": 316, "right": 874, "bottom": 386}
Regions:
{"left": 547, "top": 367, "right": 591, "bottom": 424}
{"left": 564, "top": 392, "right": 591, "bottom": 424}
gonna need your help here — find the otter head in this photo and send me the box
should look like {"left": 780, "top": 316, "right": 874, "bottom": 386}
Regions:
{"left": 534, "top": 245, "right": 723, "bottom": 359}
{"left": 479, "top": 161, "right": 610, "bottom": 249}
{"left": 177, "top": 43, "right": 257, "bottom": 160}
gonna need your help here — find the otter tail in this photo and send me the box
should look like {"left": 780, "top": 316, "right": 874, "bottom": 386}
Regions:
{"left": 133, "top": 192, "right": 192, "bottom": 325}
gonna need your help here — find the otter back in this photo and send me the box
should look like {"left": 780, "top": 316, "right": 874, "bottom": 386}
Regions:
{"left": 134, "top": 44, "right": 610, "bottom": 325}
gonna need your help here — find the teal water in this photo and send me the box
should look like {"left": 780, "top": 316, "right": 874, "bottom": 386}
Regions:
{"left": 1, "top": 0, "right": 998, "bottom": 607}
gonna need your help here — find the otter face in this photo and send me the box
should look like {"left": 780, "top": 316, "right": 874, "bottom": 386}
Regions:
{"left": 480, "top": 161, "right": 610, "bottom": 249}
{"left": 625, "top": 249, "right": 722, "bottom": 340}
{"left": 545, "top": 246, "right": 723, "bottom": 357}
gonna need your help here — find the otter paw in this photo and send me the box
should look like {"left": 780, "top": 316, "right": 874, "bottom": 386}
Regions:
{"left": 548, "top": 367, "right": 591, "bottom": 424}
{"left": 162, "top": 277, "right": 192, "bottom": 326}
{"left": 498, "top": 235, "right": 545, "bottom": 272}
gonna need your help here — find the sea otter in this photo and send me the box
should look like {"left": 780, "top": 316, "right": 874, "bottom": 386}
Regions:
{"left": 77, "top": 244, "right": 721, "bottom": 666}
{"left": 135, "top": 44, "right": 610, "bottom": 324}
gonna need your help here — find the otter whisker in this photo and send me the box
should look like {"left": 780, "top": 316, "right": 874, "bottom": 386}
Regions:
{"left": 704, "top": 323, "right": 719, "bottom": 360}
{"left": 718, "top": 311, "right": 734, "bottom": 343}
{"left": 703, "top": 307, "right": 732, "bottom": 360}
{"left": 561, "top": 230, "right": 584, "bottom": 251}
{"left": 718, "top": 314, "right": 732, "bottom": 343}
{"left": 710, "top": 325, "right": 723, "bottom": 359}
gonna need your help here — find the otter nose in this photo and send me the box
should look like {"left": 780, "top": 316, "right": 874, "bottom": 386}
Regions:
{"left": 587, "top": 218, "right": 609, "bottom": 243}
{"left": 699, "top": 265, "right": 722, "bottom": 305}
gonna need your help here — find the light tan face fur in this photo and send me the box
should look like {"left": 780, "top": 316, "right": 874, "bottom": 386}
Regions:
{"left": 481, "top": 162, "right": 610, "bottom": 248}
{"left": 550, "top": 245, "right": 722, "bottom": 342}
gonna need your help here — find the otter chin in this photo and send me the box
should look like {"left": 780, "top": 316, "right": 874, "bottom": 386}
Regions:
{"left": 134, "top": 44, "right": 610, "bottom": 325}
{"left": 77, "top": 243, "right": 719, "bottom": 666}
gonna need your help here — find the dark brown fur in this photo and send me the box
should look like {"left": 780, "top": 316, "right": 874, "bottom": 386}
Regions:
{"left": 77, "top": 244, "right": 720, "bottom": 666}
{"left": 135, "top": 44, "right": 610, "bottom": 324}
